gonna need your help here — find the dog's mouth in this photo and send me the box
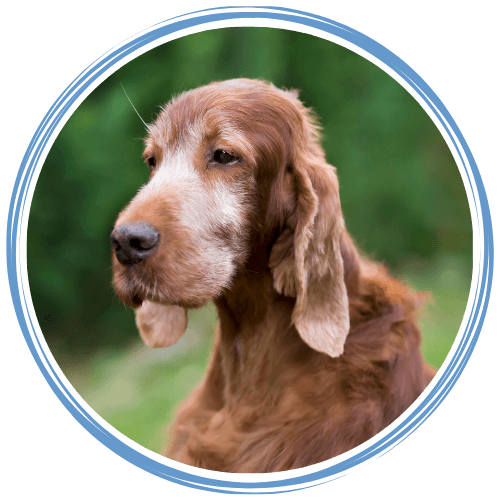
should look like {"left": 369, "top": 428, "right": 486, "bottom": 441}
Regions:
{"left": 113, "top": 268, "right": 209, "bottom": 310}
{"left": 112, "top": 263, "right": 155, "bottom": 309}
{"left": 111, "top": 244, "right": 236, "bottom": 310}
{"left": 130, "top": 293, "right": 144, "bottom": 309}
{"left": 114, "top": 284, "right": 146, "bottom": 309}
{"left": 117, "top": 287, "right": 164, "bottom": 309}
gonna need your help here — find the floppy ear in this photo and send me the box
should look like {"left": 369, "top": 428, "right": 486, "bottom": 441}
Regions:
{"left": 135, "top": 301, "right": 188, "bottom": 348}
{"left": 269, "top": 148, "right": 350, "bottom": 358}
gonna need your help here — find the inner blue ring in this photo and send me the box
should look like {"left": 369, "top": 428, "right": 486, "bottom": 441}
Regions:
{"left": 7, "top": 6, "right": 493, "bottom": 494}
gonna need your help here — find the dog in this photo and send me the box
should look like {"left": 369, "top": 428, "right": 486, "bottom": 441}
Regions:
{"left": 110, "top": 78, "right": 436, "bottom": 473}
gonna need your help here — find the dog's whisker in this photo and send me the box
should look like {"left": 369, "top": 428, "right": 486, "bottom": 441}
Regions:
{"left": 120, "top": 83, "right": 150, "bottom": 132}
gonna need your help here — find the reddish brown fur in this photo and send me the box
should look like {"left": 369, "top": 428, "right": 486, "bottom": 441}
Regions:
{"left": 111, "top": 79, "right": 436, "bottom": 473}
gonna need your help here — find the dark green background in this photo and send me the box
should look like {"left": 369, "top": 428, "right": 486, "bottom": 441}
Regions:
{"left": 27, "top": 28, "right": 472, "bottom": 453}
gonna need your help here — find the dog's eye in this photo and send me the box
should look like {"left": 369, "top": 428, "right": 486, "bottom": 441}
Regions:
{"left": 146, "top": 156, "right": 156, "bottom": 171}
{"left": 213, "top": 150, "right": 238, "bottom": 165}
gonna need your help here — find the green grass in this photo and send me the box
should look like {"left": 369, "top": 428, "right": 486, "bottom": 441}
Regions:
{"left": 63, "top": 307, "right": 216, "bottom": 453}
{"left": 398, "top": 254, "right": 471, "bottom": 369}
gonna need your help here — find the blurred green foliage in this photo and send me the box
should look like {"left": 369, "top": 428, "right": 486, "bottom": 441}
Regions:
{"left": 27, "top": 28, "right": 472, "bottom": 452}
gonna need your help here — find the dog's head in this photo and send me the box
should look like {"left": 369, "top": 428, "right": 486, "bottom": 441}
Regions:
{"left": 111, "top": 79, "right": 349, "bottom": 356}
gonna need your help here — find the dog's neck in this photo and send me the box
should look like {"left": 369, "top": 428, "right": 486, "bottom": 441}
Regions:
{"left": 213, "top": 266, "right": 316, "bottom": 399}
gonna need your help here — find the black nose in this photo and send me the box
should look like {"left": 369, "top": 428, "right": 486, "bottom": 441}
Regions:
{"left": 110, "top": 223, "right": 160, "bottom": 265}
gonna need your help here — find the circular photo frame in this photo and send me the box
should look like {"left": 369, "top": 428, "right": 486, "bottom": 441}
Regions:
{"left": 7, "top": 6, "right": 493, "bottom": 494}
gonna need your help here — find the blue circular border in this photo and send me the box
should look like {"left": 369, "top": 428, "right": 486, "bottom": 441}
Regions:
{"left": 7, "top": 6, "right": 493, "bottom": 494}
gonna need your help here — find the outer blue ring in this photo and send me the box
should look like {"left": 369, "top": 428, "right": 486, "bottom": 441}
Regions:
{"left": 7, "top": 6, "right": 493, "bottom": 494}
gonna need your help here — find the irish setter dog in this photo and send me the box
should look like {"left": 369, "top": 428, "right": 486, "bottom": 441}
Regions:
{"left": 110, "top": 78, "right": 436, "bottom": 472}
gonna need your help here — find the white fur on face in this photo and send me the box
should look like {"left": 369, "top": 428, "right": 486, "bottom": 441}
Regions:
{"left": 141, "top": 146, "right": 248, "bottom": 240}
{"left": 120, "top": 142, "right": 252, "bottom": 304}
